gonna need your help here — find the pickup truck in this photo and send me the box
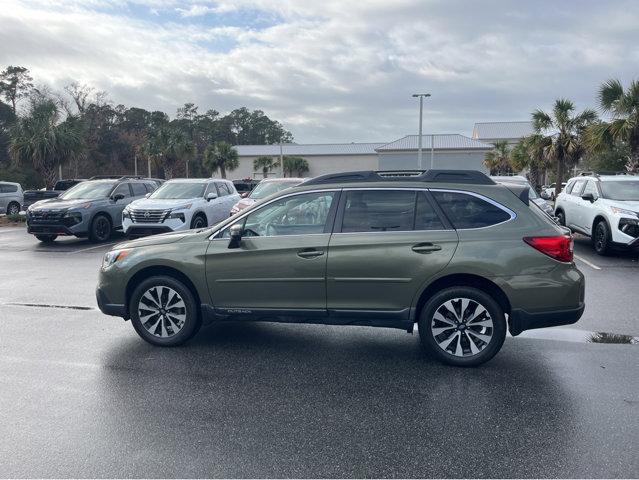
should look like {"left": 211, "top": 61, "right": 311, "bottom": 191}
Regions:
{"left": 22, "top": 179, "right": 86, "bottom": 210}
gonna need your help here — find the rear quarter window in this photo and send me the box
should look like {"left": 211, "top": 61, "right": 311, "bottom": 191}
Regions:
{"left": 432, "top": 191, "right": 512, "bottom": 229}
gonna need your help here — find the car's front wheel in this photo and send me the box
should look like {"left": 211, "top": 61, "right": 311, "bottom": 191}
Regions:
{"left": 592, "top": 220, "right": 611, "bottom": 256}
{"left": 418, "top": 287, "right": 506, "bottom": 367}
{"left": 89, "top": 214, "right": 112, "bottom": 242}
{"left": 7, "top": 202, "right": 20, "bottom": 216}
{"left": 556, "top": 209, "right": 566, "bottom": 226}
{"left": 190, "top": 213, "right": 207, "bottom": 229}
{"left": 129, "top": 275, "right": 201, "bottom": 346}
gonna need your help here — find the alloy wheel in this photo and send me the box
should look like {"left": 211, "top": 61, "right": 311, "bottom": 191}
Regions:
{"left": 595, "top": 223, "right": 606, "bottom": 252}
{"left": 7, "top": 203, "right": 19, "bottom": 216}
{"left": 430, "top": 297, "right": 494, "bottom": 357}
{"left": 137, "top": 286, "right": 187, "bottom": 338}
{"left": 95, "top": 217, "right": 110, "bottom": 241}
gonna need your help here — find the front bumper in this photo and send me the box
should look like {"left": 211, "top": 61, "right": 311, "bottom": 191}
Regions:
{"left": 96, "top": 287, "right": 128, "bottom": 319}
{"left": 123, "top": 217, "right": 188, "bottom": 237}
{"left": 509, "top": 303, "right": 585, "bottom": 336}
{"left": 26, "top": 212, "right": 89, "bottom": 237}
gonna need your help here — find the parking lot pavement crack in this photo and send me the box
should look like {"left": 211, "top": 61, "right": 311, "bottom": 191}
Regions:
{"left": 3, "top": 302, "right": 96, "bottom": 311}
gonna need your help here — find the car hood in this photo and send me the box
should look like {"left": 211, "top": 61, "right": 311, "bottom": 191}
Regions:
{"left": 114, "top": 229, "right": 197, "bottom": 249}
{"left": 128, "top": 198, "right": 197, "bottom": 210}
{"left": 605, "top": 200, "right": 639, "bottom": 211}
{"left": 30, "top": 198, "right": 101, "bottom": 210}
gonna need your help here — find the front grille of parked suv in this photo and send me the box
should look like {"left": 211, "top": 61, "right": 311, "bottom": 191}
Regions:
{"left": 28, "top": 210, "right": 65, "bottom": 223}
{"left": 130, "top": 209, "right": 170, "bottom": 224}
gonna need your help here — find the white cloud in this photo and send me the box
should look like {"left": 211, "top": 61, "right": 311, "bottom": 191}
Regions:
{"left": 1, "top": 0, "right": 639, "bottom": 142}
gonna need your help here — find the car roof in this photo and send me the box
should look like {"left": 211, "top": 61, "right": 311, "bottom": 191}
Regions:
{"left": 164, "top": 178, "right": 213, "bottom": 183}
{"left": 0, "top": 181, "right": 21, "bottom": 186}
{"left": 569, "top": 174, "right": 638, "bottom": 182}
{"left": 259, "top": 177, "right": 306, "bottom": 183}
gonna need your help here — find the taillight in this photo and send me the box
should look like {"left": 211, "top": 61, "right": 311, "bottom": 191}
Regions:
{"left": 523, "top": 235, "right": 573, "bottom": 262}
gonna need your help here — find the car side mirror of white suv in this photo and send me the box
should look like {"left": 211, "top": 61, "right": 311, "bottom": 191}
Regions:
{"left": 206, "top": 192, "right": 218, "bottom": 201}
{"left": 581, "top": 193, "right": 596, "bottom": 203}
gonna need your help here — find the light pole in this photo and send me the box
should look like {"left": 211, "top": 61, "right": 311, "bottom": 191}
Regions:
{"left": 412, "top": 93, "right": 431, "bottom": 170}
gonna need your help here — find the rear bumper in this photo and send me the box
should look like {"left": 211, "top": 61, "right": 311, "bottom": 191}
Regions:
{"left": 508, "top": 302, "right": 585, "bottom": 336}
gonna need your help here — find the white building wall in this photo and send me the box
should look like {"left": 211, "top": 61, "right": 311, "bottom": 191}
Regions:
{"left": 377, "top": 151, "right": 489, "bottom": 173}
{"left": 231, "top": 154, "right": 378, "bottom": 179}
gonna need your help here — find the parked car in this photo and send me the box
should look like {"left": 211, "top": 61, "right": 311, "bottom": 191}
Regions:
{"left": 491, "top": 175, "right": 554, "bottom": 217}
{"left": 0, "top": 181, "right": 24, "bottom": 216}
{"left": 554, "top": 174, "right": 639, "bottom": 255}
{"left": 541, "top": 183, "right": 566, "bottom": 200}
{"left": 230, "top": 177, "right": 306, "bottom": 215}
{"left": 22, "top": 179, "right": 86, "bottom": 210}
{"left": 122, "top": 178, "right": 240, "bottom": 238}
{"left": 232, "top": 178, "right": 260, "bottom": 197}
{"left": 26, "top": 177, "right": 157, "bottom": 243}
{"left": 97, "top": 169, "right": 584, "bottom": 367}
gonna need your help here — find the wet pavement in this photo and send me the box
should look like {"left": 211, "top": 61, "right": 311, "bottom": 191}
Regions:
{"left": 0, "top": 226, "right": 638, "bottom": 477}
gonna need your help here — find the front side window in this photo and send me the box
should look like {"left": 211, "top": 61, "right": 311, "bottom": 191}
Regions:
{"left": 432, "top": 191, "right": 512, "bottom": 229}
{"left": 570, "top": 180, "right": 586, "bottom": 196}
{"left": 217, "top": 182, "right": 231, "bottom": 196}
{"left": 581, "top": 181, "right": 599, "bottom": 199}
{"left": 112, "top": 183, "right": 132, "bottom": 199}
{"left": 227, "top": 191, "right": 336, "bottom": 237}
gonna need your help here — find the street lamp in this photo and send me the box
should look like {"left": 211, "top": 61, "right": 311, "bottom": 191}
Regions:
{"left": 412, "top": 93, "right": 431, "bottom": 170}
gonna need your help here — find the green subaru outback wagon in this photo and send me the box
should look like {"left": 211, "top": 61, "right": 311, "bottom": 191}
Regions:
{"left": 97, "top": 170, "right": 585, "bottom": 366}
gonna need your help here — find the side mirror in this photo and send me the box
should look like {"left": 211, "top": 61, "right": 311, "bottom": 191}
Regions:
{"left": 206, "top": 192, "right": 218, "bottom": 201}
{"left": 581, "top": 193, "right": 596, "bottom": 203}
{"left": 228, "top": 223, "right": 243, "bottom": 249}
{"left": 112, "top": 193, "right": 125, "bottom": 202}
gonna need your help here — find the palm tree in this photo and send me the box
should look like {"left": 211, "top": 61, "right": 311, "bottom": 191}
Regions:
{"left": 282, "top": 156, "right": 309, "bottom": 177}
{"left": 144, "top": 127, "right": 195, "bottom": 179}
{"left": 586, "top": 79, "right": 639, "bottom": 172}
{"left": 510, "top": 134, "right": 552, "bottom": 190}
{"left": 253, "top": 156, "right": 280, "bottom": 178}
{"left": 532, "top": 99, "right": 597, "bottom": 198}
{"left": 9, "top": 98, "right": 84, "bottom": 188}
{"left": 483, "top": 141, "right": 513, "bottom": 175}
{"left": 203, "top": 141, "right": 239, "bottom": 178}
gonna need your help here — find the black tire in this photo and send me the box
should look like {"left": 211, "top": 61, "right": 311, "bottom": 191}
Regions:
{"left": 129, "top": 275, "right": 201, "bottom": 347}
{"left": 592, "top": 220, "right": 611, "bottom": 256}
{"left": 418, "top": 287, "right": 506, "bottom": 367}
{"left": 35, "top": 234, "right": 57, "bottom": 243}
{"left": 190, "top": 214, "right": 207, "bottom": 229}
{"left": 89, "top": 214, "right": 112, "bottom": 243}
{"left": 556, "top": 209, "right": 566, "bottom": 226}
{"left": 6, "top": 202, "right": 20, "bottom": 216}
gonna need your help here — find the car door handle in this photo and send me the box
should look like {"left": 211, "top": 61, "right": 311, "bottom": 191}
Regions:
{"left": 297, "top": 249, "right": 325, "bottom": 259}
{"left": 411, "top": 243, "right": 442, "bottom": 253}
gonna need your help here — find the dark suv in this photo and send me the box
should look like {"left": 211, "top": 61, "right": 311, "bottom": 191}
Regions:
{"left": 27, "top": 177, "right": 158, "bottom": 243}
{"left": 97, "top": 170, "right": 585, "bottom": 366}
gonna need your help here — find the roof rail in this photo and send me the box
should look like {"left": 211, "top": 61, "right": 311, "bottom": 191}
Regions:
{"left": 303, "top": 170, "right": 495, "bottom": 186}
{"left": 88, "top": 175, "right": 147, "bottom": 181}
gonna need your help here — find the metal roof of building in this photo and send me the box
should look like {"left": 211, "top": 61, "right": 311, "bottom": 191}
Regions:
{"left": 375, "top": 134, "right": 493, "bottom": 152}
{"left": 472, "top": 121, "right": 534, "bottom": 140}
{"left": 234, "top": 143, "right": 387, "bottom": 157}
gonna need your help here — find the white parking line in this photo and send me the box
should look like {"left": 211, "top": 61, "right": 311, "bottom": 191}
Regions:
{"left": 67, "top": 242, "right": 118, "bottom": 254}
{"left": 574, "top": 254, "right": 602, "bottom": 270}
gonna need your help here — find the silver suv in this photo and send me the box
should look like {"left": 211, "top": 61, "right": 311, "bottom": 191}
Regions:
{"left": 0, "top": 182, "right": 23, "bottom": 216}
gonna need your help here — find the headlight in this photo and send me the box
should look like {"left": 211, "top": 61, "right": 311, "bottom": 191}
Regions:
{"left": 62, "top": 211, "right": 83, "bottom": 226}
{"left": 167, "top": 212, "right": 185, "bottom": 222}
{"left": 610, "top": 206, "right": 638, "bottom": 217}
{"left": 102, "top": 249, "right": 131, "bottom": 269}
{"left": 123, "top": 207, "right": 131, "bottom": 219}
{"left": 171, "top": 203, "right": 192, "bottom": 212}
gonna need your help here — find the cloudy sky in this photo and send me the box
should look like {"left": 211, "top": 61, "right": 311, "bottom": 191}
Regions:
{"left": 1, "top": 0, "right": 638, "bottom": 143}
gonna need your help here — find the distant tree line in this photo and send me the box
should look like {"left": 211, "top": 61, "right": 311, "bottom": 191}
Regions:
{"left": 0, "top": 65, "right": 294, "bottom": 188}
{"left": 484, "top": 78, "right": 639, "bottom": 196}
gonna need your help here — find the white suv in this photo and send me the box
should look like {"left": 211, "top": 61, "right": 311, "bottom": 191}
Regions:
{"left": 554, "top": 174, "right": 639, "bottom": 255}
{"left": 123, "top": 178, "right": 240, "bottom": 238}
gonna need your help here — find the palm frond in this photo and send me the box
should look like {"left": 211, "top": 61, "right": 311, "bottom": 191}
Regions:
{"left": 598, "top": 78, "right": 624, "bottom": 112}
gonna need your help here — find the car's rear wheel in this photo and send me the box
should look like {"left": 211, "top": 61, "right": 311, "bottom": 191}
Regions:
{"left": 6, "top": 202, "right": 20, "bottom": 216}
{"left": 592, "top": 220, "right": 611, "bottom": 256}
{"left": 129, "top": 275, "right": 201, "bottom": 346}
{"left": 556, "top": 209, "right": 566, "bottom": 226}
{"left": 89, "top": 214, "right": 111, "bottom": 242}
{"left": 190, "top": 214, "right": 207, "bottom": 229}
{"left": 35, "top": 234, "right": 57, "bottom": 243}
{"left": 418, "top": 287, "right": 506, "bottom": 367}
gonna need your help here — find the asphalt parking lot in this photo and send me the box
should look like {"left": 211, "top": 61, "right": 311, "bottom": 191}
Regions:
{"left": 0, "top": 226, "right": 637, "bottom": 477}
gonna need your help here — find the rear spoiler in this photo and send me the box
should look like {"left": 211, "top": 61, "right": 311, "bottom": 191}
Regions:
{"left": 501, "top": 182, "right": 530, "bottom": 206}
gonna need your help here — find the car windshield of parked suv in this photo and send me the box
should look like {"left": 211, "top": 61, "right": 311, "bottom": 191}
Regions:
{"left": 600, "top": 181, "right": 639, "bottom": 201}
{"left": 249, "top": 181, "right": 299, "bottom": 200}
{"left": 59, "top": 181, "right": 115, "bottom": 200}
{"left": 149, "top": 182, "right": 207, "bottom": 199}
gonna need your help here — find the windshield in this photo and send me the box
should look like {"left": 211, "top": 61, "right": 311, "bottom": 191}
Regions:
{"left": 150, "top": 182, "right": 207, "bottom": 199}
{"left": 59, "top": 181, "right": 115, "bottom": 200}
{"left": 600, "top": 181, "right": 639, "bottom": 201}
{"left": 250, "top": 181, "right": 299, "bottom": 200}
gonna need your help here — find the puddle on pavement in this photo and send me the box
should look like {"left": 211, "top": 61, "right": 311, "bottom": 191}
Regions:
{"left": 516, "top": 327, "right": 638, "bottom": 344}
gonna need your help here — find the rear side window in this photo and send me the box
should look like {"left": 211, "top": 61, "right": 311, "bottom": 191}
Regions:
{"left": 0, "top": 184, "right": 18, "bottom": 193}
{"left": 144, "top": 182, "right": 157, "bottom": 193}
{"left": 432, "top": 191, "right": 512, "bottom": 229}
{"left": 342, "top": 190, "right": 416, "bottom": 232}
{"left": 112, "top": 183, "right": 132, "bottom": 198}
